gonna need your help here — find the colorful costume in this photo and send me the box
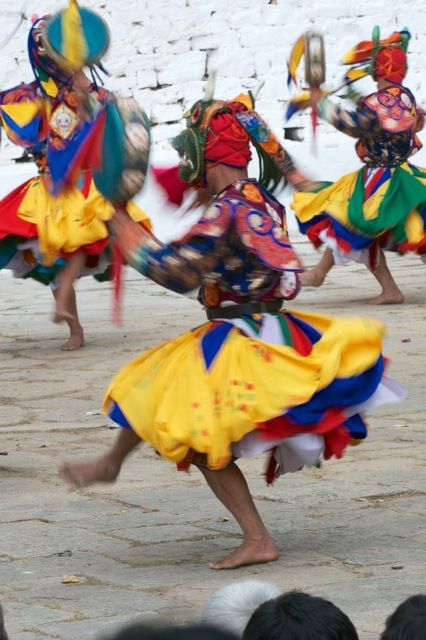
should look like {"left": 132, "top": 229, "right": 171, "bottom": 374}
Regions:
{"left": 291, "top": 28, "right": 426, "bottom": 268}
{"left": 0, "top": 11, "right": 150, "bottom": 287}
{"left": 102, "top": 94, "right": 402, "bottom": 482}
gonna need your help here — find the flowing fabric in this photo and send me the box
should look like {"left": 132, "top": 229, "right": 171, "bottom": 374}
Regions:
{"left": 105, "top": 310, "right": 403, "bottom": 476}
{"left": 293, "top": 163, "right": 426, "bottom": 265}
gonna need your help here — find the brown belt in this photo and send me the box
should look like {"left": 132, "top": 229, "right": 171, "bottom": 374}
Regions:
{"left": 205, "top": 299, "right": 283, "bottom": 320}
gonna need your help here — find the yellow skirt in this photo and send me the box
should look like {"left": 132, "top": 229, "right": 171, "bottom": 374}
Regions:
{"left": 292, "top": 163, "right": 426, "bottom": 251}
{"left": 17, "top": 174, "right": 149, "bottom": 265}
{"left": 103, "top": 310, "right": 386, "bottom": 470}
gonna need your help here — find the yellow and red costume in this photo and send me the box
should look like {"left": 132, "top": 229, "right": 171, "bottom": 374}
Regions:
{"left": 0, "top": 16, "right": 149, "bottom": 285}
{"left": 103, "top": 96, "right": 403, "bottom": 481}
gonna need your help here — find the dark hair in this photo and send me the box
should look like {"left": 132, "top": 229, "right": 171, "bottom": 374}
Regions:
{"left": 381, "top": 594, "right": 426, "bottom": 640}
{"left": 242, "top": 591, "right": 359, "bottom": 640}
{"left": 111, "top": 623, "right": 238, "bottom": 640}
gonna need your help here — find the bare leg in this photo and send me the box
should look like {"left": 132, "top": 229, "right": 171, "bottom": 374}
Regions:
{"left": 58, "top": 427, "right": 141, "bottom": 489}
{"left": 300, "top": 247, "right": 335, "bottom": 287}
{"left": 368, "top": 250, "right": 404, "bottom": 305}
{"left": 198, "top": 462, "right": 279, "bottom": 570}
{"left": 53, "top": 252, "right": 85, "bottom": 323}
{"left": 53, "top": 287, "right": 85, "bottom": 351}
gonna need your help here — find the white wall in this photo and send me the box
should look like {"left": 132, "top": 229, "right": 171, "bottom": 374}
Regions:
{"left": 0, "top": 0, "right": 425, "bottom": 230}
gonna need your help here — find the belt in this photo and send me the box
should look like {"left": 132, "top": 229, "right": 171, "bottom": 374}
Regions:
{"left": 205, "top": 299, "right": 283, "bottom": 320}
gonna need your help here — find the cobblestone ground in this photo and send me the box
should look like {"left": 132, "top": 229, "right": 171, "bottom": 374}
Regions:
{"left": 1, "top": 243, "right": 425, "bottom": 640}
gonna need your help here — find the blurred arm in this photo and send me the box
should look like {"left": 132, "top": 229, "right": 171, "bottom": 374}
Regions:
{"left": 112, "top": 211, "right": 225, "bottom": 295}
{"left": 317, "top": 96, "right": 376, "bottom": 138}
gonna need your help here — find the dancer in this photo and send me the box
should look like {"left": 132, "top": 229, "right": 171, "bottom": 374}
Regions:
{"left": 289, "top": 27, "right": 426, "bottom": 304}
{"left": 0, "top": 4, "right": 150, "bottom": 349}
{"left": 59, "top": 86, "right": 402, "bottom": 569}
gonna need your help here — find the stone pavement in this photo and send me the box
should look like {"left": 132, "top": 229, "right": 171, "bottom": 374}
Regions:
{"left": 0, "top": 243, "right": 425, "bottom": 640}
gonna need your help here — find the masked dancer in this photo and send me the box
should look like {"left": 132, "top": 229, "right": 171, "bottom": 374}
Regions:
{"left": 289, "top": 28, "right": 425, "bottom": 304}
{"left": 60, "top": 85, "right": 402, "bottom": 569}
{"left": 0, "top": 2, "right": 150, "bottom": 348}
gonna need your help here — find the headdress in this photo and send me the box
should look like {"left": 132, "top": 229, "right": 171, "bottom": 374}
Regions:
{"left": 28, "top": 17, "right": 71, "bottom": 97}
{"left": 285, "top": 27, "right": 410, "bottom": 122}
{"left": 171, "top": 77, "right": 284, "bottom": 192}
{"left": 28, "top": 1, "right": 110, "bottom": 97}
{"left": 342, "top": 26, "right": 410, "bottom": 86}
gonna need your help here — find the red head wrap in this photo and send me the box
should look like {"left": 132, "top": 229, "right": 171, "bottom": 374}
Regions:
{"left": 205, "top": 108, "right": 252, "bottom": 168}
{"left": 373, "top": 46, "right": 407, "bottom": 84}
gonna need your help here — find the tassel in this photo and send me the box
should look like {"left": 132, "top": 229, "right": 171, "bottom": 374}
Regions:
{"left": 62, "top": 0, "right": 88, "bottom": 71}
{"left": 111, "top": 238, "right": 124, "bottom": 326}
{"left": 311, "top": 105, "right": 318, "bottom": 134}
{"left": 265, "top": 447, "right": 278, "bottom": 486}
{"left": 152, "top": 165, "right": 191, "bottom": 206}
{"left": 310, "top": 105, "right": 319, "bottom": 156}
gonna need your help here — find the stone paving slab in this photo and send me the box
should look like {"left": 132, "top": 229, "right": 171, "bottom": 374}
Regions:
{"left": 1, "top": 245, "right": 425, "bottom": 640}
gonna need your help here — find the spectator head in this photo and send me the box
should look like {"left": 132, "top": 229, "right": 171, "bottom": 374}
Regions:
{"left": 242, "top": 591, "right": 358, "bottom": 640}
{"left": 202, "top": 581, "right": 281, "bottom": 637}
{"left": 110, "top": 623, "right": 238, "bottom": 640}
{"left": 381, "top": 594, "right": 426, "bottom": 640}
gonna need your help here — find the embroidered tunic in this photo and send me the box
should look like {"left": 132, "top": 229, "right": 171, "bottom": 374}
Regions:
{"left": 127, "top": 179, "right": 302, "bottom": 304}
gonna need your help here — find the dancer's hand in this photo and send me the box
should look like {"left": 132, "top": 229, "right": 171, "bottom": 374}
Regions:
{"left": 286, "top": 168, "right": 311, "bottom": 189}
{"left": 111, "top": 210, "right": 147, "bottom": 263}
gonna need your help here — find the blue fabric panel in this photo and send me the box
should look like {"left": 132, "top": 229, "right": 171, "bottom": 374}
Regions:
{"left": 298, "top": 213, "right": 374, "bottom": 250}
{"left": 109, "top": 402, "right": 132, "bottom": 429}
{"left": 201, "top": 322, "right": 233, "bottom": 370}
{"left": 329, "top": 217, "right": 374, "bottom": 249}
{"left": 344, "top": 414, "right": 368, "bottom": 440}
{"left": 1, "top": 111, "right": 42, "bottom": 147}
{"left": 286, "top": 355, "right": 385, "bottom": 425}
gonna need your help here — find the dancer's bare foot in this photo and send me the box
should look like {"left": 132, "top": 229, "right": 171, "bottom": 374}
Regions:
{"left": 58, "top": 455, "right": 121, "bottom": 489}
{"left": 300, "top": 269, "right": 326, "bottom": 287}
{"left": 209, "top": 536, "right": 279, "bottom": 570}
{"left": 61, "top": 330, "right": 85, "bottom": 351}
{"left": 368, "top": 290, "right": 404, "bottom": 305}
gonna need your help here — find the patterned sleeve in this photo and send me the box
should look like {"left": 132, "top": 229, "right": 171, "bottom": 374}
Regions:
{"left": 128, "top": 233, "right": 226, "bottom": 295}
{"left": 317, "top": 96, "right": 377, "bottom": 138}
{"left": 0, "top": 83, "right": 46, "bottom": 148}
{"left": 235, "top": 109, "right": 296, "bottom": 176}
